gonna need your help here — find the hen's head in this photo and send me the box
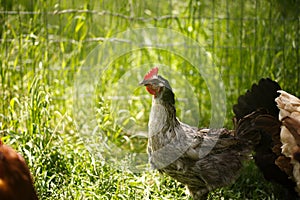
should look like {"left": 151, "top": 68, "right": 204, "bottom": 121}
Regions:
{"left": 140, "top": 67, "right": 174, "bottom": 104}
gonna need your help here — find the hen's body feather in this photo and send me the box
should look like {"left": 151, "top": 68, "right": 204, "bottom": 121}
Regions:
{"left": 276, "top": 90, "right": 300, "bottom": 195}
{"left": 148, "top": 105, "right": 256, "bottom": 199}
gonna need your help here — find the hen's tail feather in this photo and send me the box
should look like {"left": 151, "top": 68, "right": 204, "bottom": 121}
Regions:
{"left": 233, "top": 78, "right": 282, "bottom": 149}
{"left": 233, "top": 78, "right": 281, "bottom": 121}
{"left": 235, "top": 110, "right": 281, "bottom": 147}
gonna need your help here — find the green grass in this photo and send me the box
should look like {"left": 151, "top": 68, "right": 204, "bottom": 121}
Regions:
{"left": 0, "top": 0, "right": 299, "bottom": 199}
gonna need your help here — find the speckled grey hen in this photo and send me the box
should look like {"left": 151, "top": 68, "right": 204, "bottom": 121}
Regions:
{"left": 140, "top": 67, "right": 260, "bottom": 200}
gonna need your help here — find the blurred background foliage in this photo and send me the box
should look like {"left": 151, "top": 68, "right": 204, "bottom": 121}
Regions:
{"left": 0, "top": 0, "right": 299, "bottom": 199}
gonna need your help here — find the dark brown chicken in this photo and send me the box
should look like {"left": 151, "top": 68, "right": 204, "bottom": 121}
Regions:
{"left": 0, "top": 139, "right": 39, "bottom": 200}
{"left": 140, "top": 67, "right": 261, "bottom": 199}
{"left": 233, "top": 79, "right": 299, "bottom": 198}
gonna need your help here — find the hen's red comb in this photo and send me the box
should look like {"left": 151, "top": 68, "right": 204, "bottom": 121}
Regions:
{"left": 144, "top": 67, "right": 158, "bottom": 80}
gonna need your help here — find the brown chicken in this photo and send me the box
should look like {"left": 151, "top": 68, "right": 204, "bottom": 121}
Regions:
{"left": 0, "top": 139, "right": 39, "bottom": 200}
{"left": 140, "top": 67, "right": 261, "bottom": 199}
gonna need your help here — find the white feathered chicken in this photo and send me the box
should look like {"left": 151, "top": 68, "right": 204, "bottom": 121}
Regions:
{"left": 276, "top": 90, "right": 300, "bottom": 195}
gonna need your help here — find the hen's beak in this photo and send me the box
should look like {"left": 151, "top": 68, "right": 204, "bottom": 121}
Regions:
{"left": 139, "top": 79, "right": 154, "bottom": 86}
{"left": 139, "top": 79, "right": 146, "bottom": 85}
